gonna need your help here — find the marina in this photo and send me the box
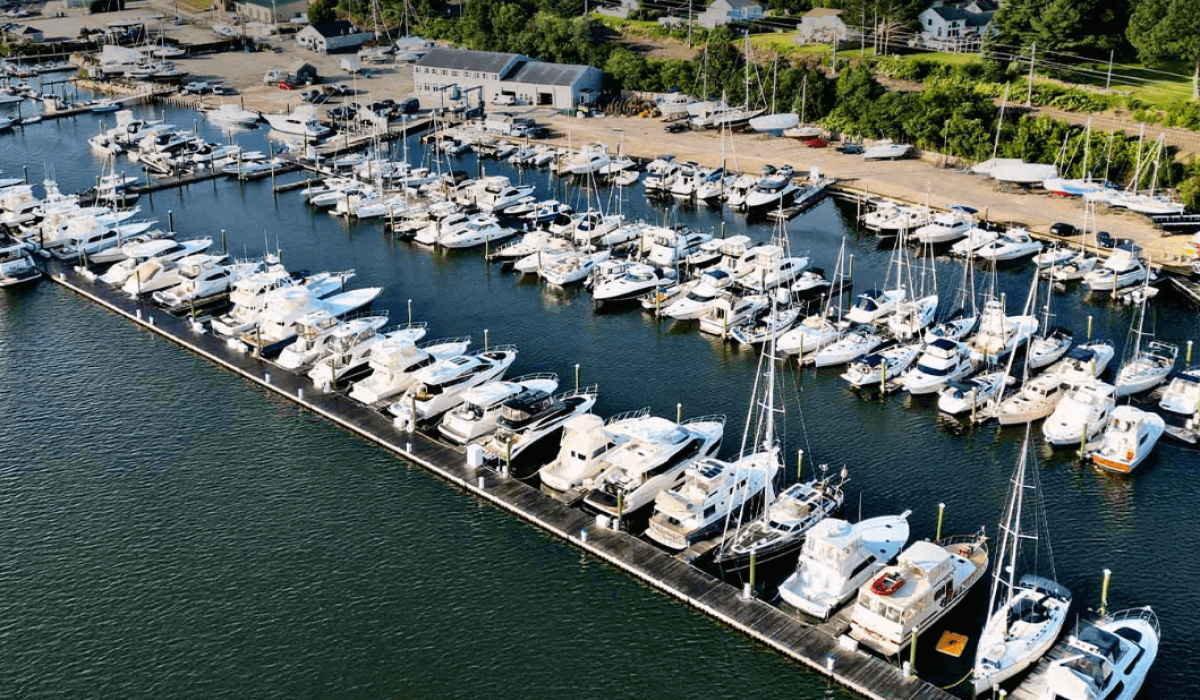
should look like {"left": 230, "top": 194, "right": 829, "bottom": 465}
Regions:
{"left": 2, "top": 88, "right": 1197, "bottom": 700}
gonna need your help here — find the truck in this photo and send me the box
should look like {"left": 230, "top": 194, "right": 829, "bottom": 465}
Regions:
{"left": 339, "top": 57, "right": 362, "bottom": 74}
{"left": 262, "top": 68, "right": 283, "bottom": 85}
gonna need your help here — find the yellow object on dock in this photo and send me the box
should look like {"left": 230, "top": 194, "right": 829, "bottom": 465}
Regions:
{"left": 936, "top": 631, "right": 968, "bottom": 658}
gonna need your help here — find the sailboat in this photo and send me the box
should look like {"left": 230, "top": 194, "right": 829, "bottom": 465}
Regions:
{"left": 748, "top": 54, "right": 799, "bottom": 133}
{"left": 1113, "top": 275, "right": 1176, "bottom": 397}
{"left": 973, "top": 427, "right": 1072, "bottom": 694}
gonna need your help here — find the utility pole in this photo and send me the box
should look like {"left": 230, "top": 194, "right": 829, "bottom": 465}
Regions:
{"left": 1026, "top": 41, "right": 1036, "bottom": 106}
{"left": 688, "top": 0, "right": 693, "bottom": 48}
{"left": 1105, "top": 49, "right": 1114, "bottom": 91}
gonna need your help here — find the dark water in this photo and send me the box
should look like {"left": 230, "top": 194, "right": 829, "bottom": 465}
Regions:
{"left": 0, "top": 103, "right": 1196, "bottom": 698}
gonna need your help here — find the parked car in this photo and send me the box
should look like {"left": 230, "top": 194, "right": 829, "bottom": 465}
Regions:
{"left": 1049, "top": 222, "right": 1077, "bottom": 237}
{"left": 804, "top": 138, "right": 829, "bottom": 148}
{"left": 397, "top": 97, "right": 419, "bottom": 115}
{"left": 836, "top": 143, "right": 864, "bottom": 155}
{"left": 181, "top": 81, "right": 208, "bottom": 95}
{"left": 1096, "top": 230, "right": 1115, "bottom": 248}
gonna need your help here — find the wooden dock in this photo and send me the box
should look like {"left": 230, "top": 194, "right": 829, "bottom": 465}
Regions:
{"left": 1165, "top": 274, "right": 1200, "bottom": 308}
{"left": 38, "top": 256, "right": 955, "bottom": 700}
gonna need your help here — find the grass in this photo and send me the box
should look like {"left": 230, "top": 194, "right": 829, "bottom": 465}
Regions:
{"left": 592, "top": 14, "right": 662, "bottom": 36}
{"left": 177, "top": 0, "right": 215, "bottom": 11}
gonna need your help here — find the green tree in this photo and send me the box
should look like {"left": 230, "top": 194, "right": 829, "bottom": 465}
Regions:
{"left": 1127, "top": 0, "right": 1200, "bottom": 98}
{"left": 995, "top": 0, "right": 1130, "bottom": 57}
{"left": 308, "top": 0, "right": 336, "bottom": 24}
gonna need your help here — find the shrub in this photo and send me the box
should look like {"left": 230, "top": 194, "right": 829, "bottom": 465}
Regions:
{"left": 88, "top": 0, "right": 125, "bottom": 13}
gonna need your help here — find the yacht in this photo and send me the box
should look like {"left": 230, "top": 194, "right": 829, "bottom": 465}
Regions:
{"left": 845, "top": 288, "right": 906, "bottom": 325}
{"left": 1028, "top": 327, "right": 1074, "bottom": 371}
{"left": 937, "top": 372, "right": 1011, "bottom": 415}
{"left": 438, "top": 216, "right": 514, "bottom": 249}
{"left": 512, "top": 238, "right": 575, "bottom": 275}
{"left": 1048, "top": 251, "right": 1098, "bottom": 282}
{"left": 644, "top": 227, "right": 711, "bottom": 271}
{"left": 570, "top": 211, "right": 623, "bottom": 246}
{"left": 98, "top": 237, "right": 211, "bottom": 287}
{"left": 211, "top": 270, "right": 352, "bottom": 337}
{"left": 812, "top": 325, "right": 884, "bottom": 368}
{"left": 729, "top": 305, "right": 801, "bottom": 347}
{"left": 735, "top": 247, "right": 810, "bottom": 292}
{"left": 966, "top": 297, "right": 1039, "bottom": 364}
{"left": 479, "top": 386, "right": 599, "bottom": 478}
{"left": 583, "top": 415, "right": 725, "bottom": 517}
{"left": 949, "top": 227, "right": 999, "bottom": 258}
{"left": 712, "top": 467, "right": 848, "bottom": 571}
{"left": 777, "top": 512, "right": 912, "bottom": 619}
{"left": 778, "top": 313, "right": 843, "bottom": 360}
{"left": 122, "top": 252, "right": 226, "bottom": 297}
{"left": 592, "top": 263, "right": 665, "bottom": 304}
{"left": 744, "top": 174, "right": 798, "bottom": 211}
{"left": 886, "top": 294, "right": 938, "bottom": 341}
{"left": 152, "top": 256, "right": 261, "bottom": 314}
{"left": 662, "top": 271, "right": 734, "bottom": 320}
{"left": 347, "top": 336, "right": 471, "bottom": 405}
{"left": 275, "top": 312, "right": 395, "bottom": 371}
{"left": 564, "top": 145, "right": 612, "bottom": 176}
{"left": 697, "top": 295, "right": 767, "bottom": 337}
{"left": 0, "top": 243, "right": 40, "bottom": 287}
{"left": 1038, "top": 608, "right": 1159, "bottom": 700}
{"left": 1042, "top": 378, "right": 1117, "bottom": 447}
{"left": 239, "top": 284, "right": 383, "bottom": 354}
{"left": 994, "top": 373, "right": 1071, "bottom": 426}
{"left": 872, "top": 205, "right": 932, "bottom": 236}
{"left": 1114, "top": 340, "right": 1177, "bottom": 398}
{"left": 1090, "top": 406, "right": 1165, "bottom": 474}
{"left": 525, "top": 199, "right": 572, "bottom": 224}
{"left": 262, "top": 105, "right": 331, "bottom": 139}
{"left": 1159, "top": 368, "right": 1200, "bottom": 415}
{"left": 642, "top": 156, "right": 681, "bottom": 193}
{"left": 542, "top": 412, "right": 724, "bottom": 501}
{"left": 1048, "top": 342, "right": 1116, "bottom": 384}
{"left": 975, "top": 227, "right": 1043, "bottom": 262}
{"left": 903, "top": 339, "right": 976, "bottom": 395}
{"left": 1083, "top": 244, "right": 1149, "bottom": 292}
{"left": 840, "top": 344, "right": 921, "bottom": 387}
{"left": 913, "top": 207, "right": 975, "bottom": 244}
{"left": 388, "top": 346, "right": 519, "bottom": 426}
{"left": 540, "top": 249, "right": 610, "bottom": 287}
{"left": 204, "top": 103, "right": 261, "bottom": 126}
{"left": 438, "top": 374, "right": 560, "bottom": 445}
{"left": 475, "top": 182, "right": 535, "bottom": 214}
{"left": 849, "top": 531, "right": 989, "bottom": 657}
{"left": 973, "top": 431, "right": 1071, "bottom": 694}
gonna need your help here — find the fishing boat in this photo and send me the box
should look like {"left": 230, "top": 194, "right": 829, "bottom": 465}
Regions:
{"left": 1042, "top": 377, "right": 1116, "bottom": 447}
{"left": 1090, "top": 406, "right": 1165, "bottom": 474}
{"left": 1038, "top": 607, "right": 1159, "bottom": 700}
{"left": 0, "top": 242, "right": 40, "bottom": 287}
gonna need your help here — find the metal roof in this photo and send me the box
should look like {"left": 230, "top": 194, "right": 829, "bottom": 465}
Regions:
{"left": 507, "top": 60, "right": 592, "bottom": 87}
{"left": 415, "top": 47, "right": 521, "bottom": 75}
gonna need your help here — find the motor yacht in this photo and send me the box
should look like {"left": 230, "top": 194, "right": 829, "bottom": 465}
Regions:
{"left": 975, "top": 227, "right": 1043, "bottom": 262}
{"left": 438, "top": 216, "right": 514, "bottom": 249}
{"left": 525, "top": 199, "right": 572, "bottom": 224}
{"left": 275, "top": 312, "right": 394, "bottom": 371}
{"left": 778, "top": 313, "right": 843, "bottom": 360}
{"left": 937, "top": 372, "right": 1011, "bottom": 415}
{"left": 886, "top": 295, "right": 938, "bottom": 341}
{"left": 924, "top": 308, "right": 979, "bottom": 344}
{"left": 570, "top": 211, "right": 623, "bottom": 246}
{"left": 913, "top": 207, "right": 974, "bottom": 244}
{"left": 1042, "top": 378, "right": 1117, "bottom": 446}
{"left": 949, "top": 227, "right": 999, "bottom": 257}
{"left": 542, "top": 412, "right": 724, "bottom": 501}
{"left": 512, "top": 238, "right": 575, "bottom": 275}
{"left": 744, "top": 173, "right": 798, "bottom": 211}
{"left": 99, "top": 237, "right": 211, "bottom": 287}
{"left": 122, "top": 252, "right": 226, "bottom": 297}
{"left": 347, "top": 336, "right": 471, "bottom": 405}
{"left": 1047, "top": 342, "right": 1116, "bottom": 384}
{"left": 903, "top": 339, "right": 976, "bottom": 395}
{"left": 729, "top": 305, "right": 801, "bottom": 347}
{"left": 438, "top": 374, "right": 560, "bottom": 445}
{"left": 872, "top": 205, "right": 932, "bottom": 236}
{"left": 697, "top": 295, "right": 767, "bottom": 337}
{"left": 1159, "top": 368, "right": 1200, "bottom": 415}
{"left": 152, "top": 256, "right": 262, "bottom": 314}
{"left": 476, "top": 182, "right": 536, "bottom": 214}
{"left": 592, "top": 263, "right": 665, "bottom": 304}
{"left": 262, "top": 105, "right": 330, "bottom": 139}
{"left": 0, "top": 243, "right": 40, "bottom": 287}
{"left": 479, "top": 386, "right": 599, "bottom": 478}
{"left": 564, "top": 145, "right": 611, "bottom": 175}
{"left": 304, "top": 323, "right": 422, "bottom": 388}
{"left": 777, "top": 512, "right": 912, "bottom": 619}
{"left": 1038, "top": 608, "right": 1159, "bottom": 700}
{"left": 845, "top": 288, "right": 906, "bottom": 325}
{"left": 994, "top": 373, "right": 1071, "bottom": 425}
{"left": 849, "top": 531, "right": 989, "bottom": 657}
{"left": 1083, "top": 244, "right": 1148, "bottom": 292}
{"left": 210, "top": 269, "right": 351, "bottom": 337}
{"left": 735, "top": 246, "right": 810, "bottom": 292}
{"left": 388, "top": 346, "right": 519, "bottom": 426}
{"left": 239, "top": 284, "right": 383, "bottom": 354}
{"left": 1090, "top": 405, "right": 1165, "bottom": 474}
{"left": 1048, "top": 251, "right": 1098, "bottom": 282}
{"left": 1033, "top": 244, "right": 1078, "bottom": 270}
{"left": 540, "top": 248, "right": 610, "bottom": 287}
{"left": 662, "top": 271, "right": 734, "bottom": 320}
{"left": 812, "top": 325, "right": 884, "bottom": 368}
{"left": 642, "top": 156, "right": 680, "bottom": 193}
{"left": 840, "top": 344, "right": 921, "bottom": 387}
{"left": 966, "top": 297, "right": 1038, "bottom": 364}
{"left": 488, "top": 230, "right": 553, "bottom": 263}
{"left": 204, "top": 103, "right": 261, "bottom": 127}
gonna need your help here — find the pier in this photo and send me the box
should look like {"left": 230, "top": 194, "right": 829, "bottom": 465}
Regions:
{"left": 41, "top": 255, "right": 954, "bottom": 700}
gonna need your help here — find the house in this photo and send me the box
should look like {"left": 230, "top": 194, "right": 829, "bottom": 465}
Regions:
{"left": 295, "top": 21, "right": 371, "bottom": 53}
{"left": 412, "top": 47, "right": 603, "bottom": 111}
{"left": 286, "top": 61, "right": 319, "bottom": 85}
{"left": 918, "top": 2, "right": 996, "bottom": 51}
{"left": 696, "top": 0, "right": 764, "bottom": 28}
{"left": 236, "top": 0, "right": 309, "bottom": 25}
{"left": 597, "top": 0, "right": 639, "bottom": 19}
{"left": 794, "top": 7, "right": 848, "bottom": 45}
{"left": 10, "top": 25, "right": 43, "bottom": 44}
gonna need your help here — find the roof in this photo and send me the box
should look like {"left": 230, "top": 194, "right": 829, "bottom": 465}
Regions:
{"left": 725, "top": 0, "right": 763, "bottom": 8}
{"left": 288, "top": 60, "right": 317, "bottom": 73}
{"left": 925, "top": 5, "right": 994, "bottom": 26}
{"left": 803, "top": 7, "right": 843, "bottom": 17}
{"left": 16, "top": 25, "right": 41, "bottom": 34}
{"left": 307, "top": 21, "right": 362, "bottom": 38}
{"left": 508, "top": 60, "right": 592, "bottom": 87}
{"left": 415, "top": 47, "right": 522, "bottom": 75}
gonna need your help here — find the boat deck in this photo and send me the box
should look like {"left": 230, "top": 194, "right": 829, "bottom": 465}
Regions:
{"left": 40, "top": 254, "right": 954, "bottom": 700}
{"left": 1006, "top": 615, "right": 1100, "bottom": 700}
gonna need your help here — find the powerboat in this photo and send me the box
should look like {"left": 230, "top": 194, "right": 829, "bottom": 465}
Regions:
{"left": 840, "top": 343, "right": 921, "bottom": 387}
{"left": 1159, "top": 368, "right": 1200, "bottom": 415}
{"left": 862, "top": 140, "right": 912, "bottom": 161}
{"left": 662, "top": 272, "right": 733, "bottom": 320}
{"left": 239, "top": 284, "right": 383, "bottom": 354}
{"left": 1027, "top": 327, "right": 1074, "bottom": 371}
{"left": 949, "top": 227, "right": 999, "bottom": 257}
{"left": 564, "top": 144, "right": 611, "bottom": 175}
{"left": 306, "top": 324, "right": 425, "bottom": 389}
{"left": 1038, "top": 608, "right": 1159, "bottom": 700}
{"left": 479, "top": 386, "right": 599, "bottom": 478}
{"left": 99, "top": 237, "right": 211, "bottom": 287}
{"left": 388, "top": 346, "right": 519, "bottom": 425}
{"left": 1042, "top": 378, "right": 1116, "bottom": 447}
{"left": 211, "top": 269, "right": 353, "bottom": 338}
{"left": 903, "top": 339, "right": 976, "bottom": 395}
{"left": 1083, "top": 244, "right": 1149, "bottom": 292}
{"left": 643, "top": 156, "right": 681, "bottom": 193}
{"left": 0, "top": 243, "right": 41, "bottom": 287}
{"left": 937, "top": 371, "right": 1011, "bottom": 415}
{"left": 438, "top": 216, "right": 514, "bottom": 249}
{"left": 1090, "top": 406, "right": 1165, "bottom": 474}
{"left": 886, "top": 294, "right": 938, "bottom": 341}
{"left": 994, "top": 373, "right": 1071, "bottom": 426}
{"left": 849, "top": 531, "right": 989, "bottom": 657}
{"left": 845, "top": 288, "right": 906, "bottom": 325}
{"left": 1048, "top": 342, "right": 1116, "bottom": 385}
{"left": 975, "top": 227, "right": 1043, "bottom": 262}
{"left": 122, "top": 252, "right": 226, "bottom": 297}
{"left": 777, "top": 512, "right": 912, "bottom": 619}
{"left": 540, "top": 248, "right": 610, "bottom": 287}
{"left": 697, "top": 295, "right": 767, "bottom": 337}
{"left": 570, "top": 211, "right": 623, "bottom": 246}
{"left": 275, "top": 312, "right": 394, "bottom": 371}
{"left": 924, "top": 308, "right": 979, "bottom": 344}
{"left": 744, "top": 173, "right": 798, "bottom": 211}
{"left": 592, "top": 263, "right": 665, "bottom": 304}
{"left": 778, "top": 313, "right": 842, "bottom": 359}
{"left": 204, "top": 103, "right": 261, "bottom": 126}
{"left": 913, "top": 207, "right": 974, "bottom": 244}
{"left": 152, "top": 257, "right": 264, "bottom": 314}
{"left": 966, "top": 297, "right": 1038, "bottom": 365}
{"left": 262, "top": 105, "right": 330, "bottom": 139}
{"left": 438, "top": 374, "right": 560, "bottom": 445}
{"left": 729, "top": 305, "right": 801, "bottom": 347}
{"left": 347, "top": 336, "right": 471, "bottom": 405}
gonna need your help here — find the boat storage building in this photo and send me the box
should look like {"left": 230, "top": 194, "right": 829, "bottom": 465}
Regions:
{"left": 412, "top": 47, "right": 602, "bottom": 111}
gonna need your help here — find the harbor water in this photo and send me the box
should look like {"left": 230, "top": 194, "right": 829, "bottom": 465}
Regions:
{"left": 1, "top": 100, "right": 1197, "bottom": 698}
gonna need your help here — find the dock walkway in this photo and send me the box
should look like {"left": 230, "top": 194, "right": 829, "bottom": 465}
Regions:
{"left": 41, "top": 256, "right": 953, "bottom": 700}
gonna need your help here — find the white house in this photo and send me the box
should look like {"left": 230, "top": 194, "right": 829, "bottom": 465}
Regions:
{"left": 413, "top": 47, "right": 602, "bottom": 111}
{"left": 597, "top": 0, "right": 639, "bottom": 19}
{"left": 918, "top": 2, "right": 996, "bottom": 51}
{"left": 296, "top": 21, "right": 371, "bottom": 53}
{"left": 795, "top": 7, "right": 849, "bottom": 45}
{"left": 236, "top": 0, "right": 309, "bottom": 25}
{"left": 696, "top": 0, "right": 764, "bottom": 29}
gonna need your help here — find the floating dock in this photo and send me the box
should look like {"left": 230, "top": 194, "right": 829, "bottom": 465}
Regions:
{"left": 40, "top": 255, "right": 953, "bottom": 700}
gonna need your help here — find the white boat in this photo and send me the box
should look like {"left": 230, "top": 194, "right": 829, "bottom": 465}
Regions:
{"left": 662, "top": 275, "right": 731, "bottom": 320}
{"left": 542, "top": 412, "right": 724, "bottom": 500}
{"left": 1028, "top": 327, "right": 1074, "bottom": 371}
{"left": 388, "top": 346, "right": 519, "bottom": 425}
{"left": 937, "top": 371, "right": 1011, "bottom": 415}
{"left": 840, "top": 344, "right": 921, "bottom": 387}
{"left": 1049, "top": 251, "right": 1098, "bottom": 282}
{"left": 812, "top": 326, "right": 883, "bottom": 368}
{"left": 748, "top": 112, "right": 799, "bottom": 132}
{"left": 1038, "top": 607, "right": 1160, "bottom": 700}
{"left": 240, "top": 285, "right": 383, "bottom": 353}
{"left": 845, "top": 288, "right": 906, "bottom": 325}
{"left": 729, "top": 305, "right": 800, "bottom": 347}
{"left": 903, "top": 338, "right": 976, "bottom": 395}
{"left": 121, "top": 252, "right": 225, "bottom": 297}
{"left": 886, "top": 295, "right": 938, "bottom": 341}
{"left": 990, "top": 161, "right": 1058, "bottom": 185}
{"left": 1083, "top": 244, "right": 1148, "bottom": 292}
{"left": 211, "top": 270, "right": 351, "bottom": 338}
{"left": 656, "top": 92, "right": 696, "bottom": 119}
{"left": 347, "top": 336, "right": 471, "bottom": 405}
{"left": 1114, "top": 338, "right": 1176, "bottom": 397}
{"left": 592, "top": 263, "right": 665, "bottom": 304}
{"left": 973, "top": 431, "right": 1071, "bottom": 694}
{"left": 967, "top": 297, "right": 1039, "bottom": 364}
{"left": 570, "top": 211, "right": 623, "bottom": 246}
{"left": 744, "top": 175, "right": 798, "bottom": 210}
{"left": 697, "top": 295, "right": 767, "bottom": 337}
{"left": 644, "top": 227, "right": 711, "bottom": 271}
{"left": 949, "top": 227, "right": 999, "bottom": 257}
{"left": 438, "top": 374, "right": 559, "bottom": 445}
{"left": 99, "top": 237, "right": 211, "bottom": 287}
{"left": 540, "top": 248, "right": 610, "bottom": 286}
{"left": 861, "top": 140, "right": 912, "bottom": 161}
{"left": 307, "top": 320, "right": 412, "bottom": 389}
{"left": 975, "top": 227, "right": 1043, "bottom": 262}
{"left": 476, "top": 182, "right": 536, "bottom": 214}
{"left": 438, "top": 216, "right": 514, "bottom": 249}
{"left": 1048, "top": 342, "right": 1116, "bottom": 384}
{"left": 275, "top": 313, "right": 394, "bottom": 371}
{"left": 513, "top": 238, "right": 575, "bottom": 275}
{"left": 0, "top": 243, "right": 41, "bottom": 287}
{"left": 778, "top": 512, "right": 912, "bottom": 619}
{"left": 1033, "top": 245, "right": 1078, "bottom": 270}
{"left": 205, "top": 103, "right": 261, "bottom": 126}
{"left": 871, "top": 205, "right": 932, "bottom": 235}
{"left": 564, "top": 144, "right": 611, "bottom": 175}
{"left": 913, "top": 207, "right": 975, "bottom": 244}
{"left": 152, "top": 256, "right": 263, "bottom": 313}
{"left": 1110, "top": 192, "right": 1185, "bottom": 216}
{"left": 994, "top": 372, "right": 1069, "bottom": 426}
{"left": 478, "top": 386, "right": 600, "bottom": 478}
{"left": 645, "top": 451, "right": 777, "bottom": 550}
{"left": 1159, "top": 368, "right": 1200, "bottom": 415}
{"left": 1090, "top": 406, "right": 1165, "bottom": 474}
{"left": 1042, "top": 378, "right": 1117, "bottom": 447}
{"left": 643, "top": 155, "right": 680, "bottom": 193}
{"left": 849, "top": 531, "right": 989, "bottom": 657}
{"left": 526, "top": 199, "right": 573, "bottom": 224}
{"left": 263, "top": 105, "right": 330, "bottom": 139}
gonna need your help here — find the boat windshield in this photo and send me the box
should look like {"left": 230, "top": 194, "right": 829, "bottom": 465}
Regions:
{"left": 916, "top": 363, "right": 954, "bottom": 377}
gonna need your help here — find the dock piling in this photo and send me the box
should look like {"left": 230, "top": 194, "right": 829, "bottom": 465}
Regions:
{"left": 676, "top": 402, "right": 682, "bottom": 423}
{"left": 574, "top": 363, "right": 580, "bottom": 391}
{"left": 168, "top": 210, "right": 174, "bottom": 233}
{"left": 1187, "top": 340, "right": 1193, "bottom": 365}
{"left": 1100, "top": 568, "right": 1112, "bottom": 617}
{"left": 1087, "top": 315, "right": 1093, "bottom": 341}
{"left": 484, "top": 328, "right": 489, "bottom": 351}
{"left": 935, "top": 503, "right": 945, "bottom": 541}
{"left": 407, "top": 298, "right": 413, "bottom": 326}
{"left": 909, "top": 625, "right": 918, "bottom": 678}
{"left": 798, "top": 449, "right": 804, "bottom": 481}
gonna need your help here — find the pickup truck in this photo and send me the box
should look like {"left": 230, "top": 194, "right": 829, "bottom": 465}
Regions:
{"left": 181, "top": 81, "right": 208, "bottom": 94}
{"left": 262, "top": 68, "right": 283, "bottom": 85}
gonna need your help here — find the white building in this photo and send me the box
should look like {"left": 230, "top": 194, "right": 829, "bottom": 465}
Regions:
{"left": 296, "top": 21, "right": 371, "bottom": 53}
{"left": 236, "top": 0, "right": 309, "bottom": 25}
{"left": 413, "top": 47, "right": 602, "bottom": 111}
{"left": 696, "top": 0, "right": 764, "bottom": 28}
{"left": 795, "top": 7, "right": 849, "bottom": 45}
{"left": 918, "top": 2, "right": 996, "bottom": 51}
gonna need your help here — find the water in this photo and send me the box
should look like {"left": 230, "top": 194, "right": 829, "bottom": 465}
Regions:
{"left": 1, "top": 103, "right": 1196, "bottom": 698}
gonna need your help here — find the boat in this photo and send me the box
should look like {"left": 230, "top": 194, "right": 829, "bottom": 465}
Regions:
{"left": 861, "top": 140, "right": 912, "bottom": 161}
{"left": 1083, "top": 244, "right": 1149, "bottom": 292}
{"left": 1112, "top": 280, "right": 1176, "bottom": 397}
{"left": 478, "top": 386, "right": 599, "bottom": 478}
{"left": 871, "top": 205, "right": 932, "bottom": 236}
{"left": 347, "top": 336, "right": 471, "bottom": 405}
{"left": 729, "top": 304, "right": 801, "bottom": 347}
{"left": 744, "top": 171, "right": 798, "bottom": 210}
{"left": 438, "top": 374, "right": 560, "bottom": 445}
{"left": 812, "top": 325, "right": 883, "bottom": 368}
{"left": 848, "top": 530, "right": 989, "bottom": 657}
{"left": 121, "top": 252, "right": 226, "bottom": 297}
{"left": 1038, "top": 607, "right": 1159, "bottom": 700}
{"left": 437, "top": 216, "right": 514, "bottom": 249}
{"left": 697, "top": 295, "right": 766, "bottom": 337}
{"left": 975, "top": 227, "right": 1043, "bottom": 262}
{"left": 152, "top": 256, "right": 266, "bottom": 314}
{"left": 642, "top": 155, "right": 680, "bottom": 193}
{"left": 1159, "top": 368, "right": 1200, "bottom": 415}
{"left": 525, "top": 199, "right": 572, "bottom": 224}
{"left": 777, "top": 512, "right": 912, "bottom": 619}
{"left": 239, "top": 285, "right": 384, "bottom": 354}
{"left": 262, "top": 105, "right": 331, "bottom": 139}
{"left": 973, "top": 429, "right": 1072, "bottom": 694}
{"left": 205, "top": 103, "right": 261, "bottom": 126}
{"left": 656, "top": 92, "right": 696, "bottom": 119}
{"left": 845, "top": 288, "right": 906, "bottom": 325}
{"left": 840, "top": 343, "right": 921, "bottom": 387}
{"left": 98, "top": 237, "right": 211, "bottom": 287}
{"left": 1042, "top": 378, "right": 1117, "bottom": 447}
{"left": 966, "top": 291, "right": 1038, "bottom": 365}
{"left": 748, "top": 112, "right": 799, "bottom": 133}
{"left": 903, "top": 339, "right": 976, "bottom": 395}
{"left": 592, "top": 263, "right": 665, "bottom": 304}
{"left": 388, "top": 346, "right": 519, "bottom": 425}
{"left": 1090, "top": 406, "right": 1165, "bottom": 474}
{"left": 1048, "top": 342, "right": 1116, "bottom": 384}
{"left": 994, "top": 373, "right": 1071, "bottom": 426}
{"left": 540, "top": 248, "right": 610, "bottom": 287}
{"left": 564, "top": 144, "right": 610, "bottom": 175}
{"left": 949, "top": 228, "right": 1000, "bottom": 258}
{"left": 543, "top": 412, "right": 725, "bottom": 502}
{"left": 662, "top": 272, "right": 733, "bottom": 320}
{"left": 210, "top": 270, "right": 352, "bottom": 338}
{"left": 0, "top": 242, "right": 41, "bottom": 287}
{"left": 274, "top": 312, "right": 394, "bottom": 371}
{"left": 1028, "top": 328, "right": 1073, "bottom": 371}
{"left": 913, "top": 206, "right": 975, "bottom": 244}
{"left": 937, "top": 372, "right": 1011, "bottom": 415}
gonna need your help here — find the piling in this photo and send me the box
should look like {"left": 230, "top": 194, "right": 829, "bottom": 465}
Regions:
{"left": 1087, "top": 315, "right": 1093, "bottom": 342}
{"left": 574, "top": 363, "right": 580, "bottom": 391}
{"left": 676, "top": 402, "right": 682, "bottom": 423}
{"left": 1187, "top": 340, "right": 1193, "bottom": 365}
{"left": 1100, "top": 568, "right": 1112, "bottom": 617}
{"left": 935, "top": 503, "right": 945, "bottom": 542}
{"left": 407, "top": 298, "right": 413, "bottom": 326}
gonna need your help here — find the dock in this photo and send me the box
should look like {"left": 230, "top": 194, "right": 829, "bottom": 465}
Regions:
{"left": 39, "top": 254, "right": 954, "bottom": 700}
{"left": 1164, "top": 274, "right": 1200, "bottom": 308}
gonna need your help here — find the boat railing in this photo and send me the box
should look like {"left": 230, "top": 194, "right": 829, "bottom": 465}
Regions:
{"left": 606, "top": 406, "right": 651, "bottom": 425}
{"left": 937, "top": 528, "right": 988, "bottom": 554}
{"left": 1107, "top": 606, "right": 1160, "bottom": 636}
{"left": 554, "top": 384, "right": 599, "bottom": 402}
{"left": 385, "top": 320, "right": 428, "bottom": 334}
{"left": 683, "top": 413, "right": 727, "bottom": 428}
{"left": 419, "top": 335, "right": 471, "bottom": 349}
{"left": 473, "top": 343, "right": 517, "bottom": 356}
{"left": 512, "top": 372, "right": 559, "bottom": 385}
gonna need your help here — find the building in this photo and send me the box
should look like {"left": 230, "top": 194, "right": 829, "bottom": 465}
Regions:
{"left": 286, "top": 61, "right": 319, "bottom": 84}
{"left": 918, "top": 2, "right": 996, "bottom": 51}
{"left": 794, "top": 7, "right": 848, "bottom": 45}
{"left": 9, "top": 25, "right": 44, "bottom": 44}
{"left": 235, "top": 0, "right": 309, "bottom": 25}
{"left": 412, "top": 47, "right": 602, "bottom": 111}
{"left": 696, "top": 0, "right": 764, "bottom": 28}
{"left": 295, "top": 21, "right": 371, "bottom": 53}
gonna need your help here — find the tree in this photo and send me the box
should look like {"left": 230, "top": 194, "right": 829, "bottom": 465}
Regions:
{"left": 996, "top": 0, "right": 1131, "bottom": 58}
{"left": 1128, "top": 0, "right": 1200, "bottom": 98}
{"left": 308, "top": 0, "right": 336, "bottom": 24}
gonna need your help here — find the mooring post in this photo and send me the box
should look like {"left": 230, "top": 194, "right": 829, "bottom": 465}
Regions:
{"left": 676, "top": 402, "right": 682, "bottom": 423}
{"left": 168, "top": 210, "right": 174, "bottom": 232}
{"left": 909, "top": 625, "right": 918, "bottom": 678}
{"left": 935, "top": 502, "right": 945, "bottom": 542}
{"left": 749, "top": 551, "right": 757, "bottom": 593}
{"left": 1187, "top": 340, "right": 1193, "bottom": 365}
{"left": 407, "top": 298, "right": 413, "bottom": 326}
{"left": 1100, "top": 568, "right": 1112, "bottom": 617}
{"left": 574, "top": 363, "right": 580, "bottom": 391}
{"left": 484, "top": 328, "right": 489, "bottom": 351}
{"left": 1087, "top": 314, "right": 1093, "bottom": 342}
{"left": 797, "top": 449, "right": 804, "bottom": 481}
